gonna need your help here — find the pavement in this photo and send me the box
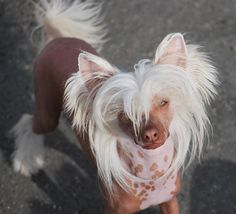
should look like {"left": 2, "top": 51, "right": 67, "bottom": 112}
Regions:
{"left": 0, "top": 0, "right": 236, "bottom": 213}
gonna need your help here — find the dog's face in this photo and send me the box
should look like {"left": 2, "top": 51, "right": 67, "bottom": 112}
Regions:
{"left": 75, "top": 33, "right": 189, "bottom": 150}
{"left": 118, "top": 96, "right": 172, "bottom": 149}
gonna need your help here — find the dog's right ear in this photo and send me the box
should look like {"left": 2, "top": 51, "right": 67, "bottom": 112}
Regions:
{"left": 78, "top": 52, "right": 115, "bottom": 91}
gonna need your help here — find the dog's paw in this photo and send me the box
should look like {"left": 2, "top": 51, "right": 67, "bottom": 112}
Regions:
{"left": 10, "top": 114, "right": 45, "bottom": 177}
{"left": 12, "top": 154, "right": 44, "bottom": 177}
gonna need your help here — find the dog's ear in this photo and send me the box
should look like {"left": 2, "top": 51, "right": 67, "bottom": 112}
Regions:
{"left": 78, "top": 52, "right": 115, "bottom": 91}
{"left": 154, "top": 33, "right": 187, "bottom": 68}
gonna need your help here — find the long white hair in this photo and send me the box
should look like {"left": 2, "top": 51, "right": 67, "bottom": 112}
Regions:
{"left": 32, "top": 0, "right": 107, "bottom": 52}
{"left": 64, "top": 33, "right": 218, "bottom": 194}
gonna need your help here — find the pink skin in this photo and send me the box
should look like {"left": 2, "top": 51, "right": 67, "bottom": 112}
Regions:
{"left": 31, "top": 37, "right": 179, "bottom": 214}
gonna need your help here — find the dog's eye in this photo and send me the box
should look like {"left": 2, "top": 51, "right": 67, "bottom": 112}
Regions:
{"left": 160, "top": 100, "right": 168, "bottom": 107}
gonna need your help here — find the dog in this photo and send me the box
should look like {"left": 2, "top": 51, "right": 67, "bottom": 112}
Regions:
{"left": 10, "top": 0, "right": 218, "bottom": 213}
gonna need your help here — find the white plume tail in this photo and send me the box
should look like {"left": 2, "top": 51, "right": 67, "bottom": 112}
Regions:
{"left": 33, "top": 0, "right": 107, "bottom": 52}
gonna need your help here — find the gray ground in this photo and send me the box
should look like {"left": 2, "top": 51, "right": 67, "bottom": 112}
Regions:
{"left": 0, "top": 0, "right": 236, "bottom": 213}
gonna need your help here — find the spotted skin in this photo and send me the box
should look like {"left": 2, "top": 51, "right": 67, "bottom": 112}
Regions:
{"left": 120, "top": 137, "right": 178, "bottom": 210}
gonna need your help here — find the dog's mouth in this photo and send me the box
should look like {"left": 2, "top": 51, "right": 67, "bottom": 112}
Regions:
{"left": 135, "top": 140, "right": 165, "bottom": 150}
{"left": 142, "top": 142, "right": 164, "bottom": 149}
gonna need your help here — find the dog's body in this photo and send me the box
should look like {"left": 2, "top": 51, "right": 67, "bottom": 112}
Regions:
{"left": 11, "top": 1, "right": 218, "bottom": 213}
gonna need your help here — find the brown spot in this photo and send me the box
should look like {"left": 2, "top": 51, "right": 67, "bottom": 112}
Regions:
{"left": 134, "top": 183, "right": 139, "bottom": 188}
{"left": 151, "top": 186, "right": 156, "bottom": 191}
{"left": 140, "top": 182, "right": 146, "bottom": 187}
{"left": 164, "top": 155, "right": 168, "bottom": 162}
{"left": 149, "top": 181, "right": 154, "bottom": 185}
{"left": 152, "top": 170, "right": 164, "bottom": 180}
{"left": 145, "top": 193, "right": 148, "bottom": 197}
{"left": 138, "top": 190, "right": 147, "bottom": 197}
{"left": 154, "top": 169, "right": 165, "bottom": 178}
{"left": 171, "top": 175, "right": 175, "bottom": 179}
{"left": 134, "top": 164, "right": 143, "bottom": 174}
{"left": 145, "top": 185, "right": 151, "bottom": 190}
{"left": 138, "top": 151, "right": 144, "bottom": 158}
{"left": 150, "top": 163, "right": 158, "bottom": 171}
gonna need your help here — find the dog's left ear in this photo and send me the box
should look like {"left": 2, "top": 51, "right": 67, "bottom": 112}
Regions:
{"left": 78, "top": 52, "right": 115, "bottom": 91}
{"left": 154, "top": 33, "right": 187, "bottom": 68}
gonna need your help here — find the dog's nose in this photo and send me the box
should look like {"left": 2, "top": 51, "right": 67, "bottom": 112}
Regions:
{"left": 142, "top": 128, "right": 159, "bottom": 143}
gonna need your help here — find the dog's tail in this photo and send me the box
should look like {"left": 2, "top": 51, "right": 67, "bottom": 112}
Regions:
{"left": 33, "top": 0, "right": 107, "bottom": 52}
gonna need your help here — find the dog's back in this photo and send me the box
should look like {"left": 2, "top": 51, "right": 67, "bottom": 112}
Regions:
{"left": 34, "top": 37, "right": 97, "bottom": 110}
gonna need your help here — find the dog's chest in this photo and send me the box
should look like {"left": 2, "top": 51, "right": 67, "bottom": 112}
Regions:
{"left": 120, "top": 138, "right": 178, "bottom": 209}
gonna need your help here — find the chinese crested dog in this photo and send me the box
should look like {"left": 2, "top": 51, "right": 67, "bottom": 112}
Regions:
{"left": 10, "top": 0, "right": 218, "bottom": 213}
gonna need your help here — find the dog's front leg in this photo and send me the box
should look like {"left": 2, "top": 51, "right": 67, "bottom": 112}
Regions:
{"left": 159, "top": 172, "right": 180, "bottom": 214}
{"left": 11, "top": 66, "right": 63, "bottom": 176}
{"left": 104, "top": 203, "right": 137, "bottom": 214}
{"left": 159, "top": 197, "right": 179, "bottom": 214}
{"left": 102, "top": 184, "right": 141, "bottom": 214}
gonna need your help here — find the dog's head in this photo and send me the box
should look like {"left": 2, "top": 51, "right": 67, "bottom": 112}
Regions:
{"left": 64, "top": 33, "right": 218, "bottom": 192}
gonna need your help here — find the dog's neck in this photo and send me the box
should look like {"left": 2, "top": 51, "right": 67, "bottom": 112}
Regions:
{"left": 118, "top": 137, "right": 178, "bottom": 209}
